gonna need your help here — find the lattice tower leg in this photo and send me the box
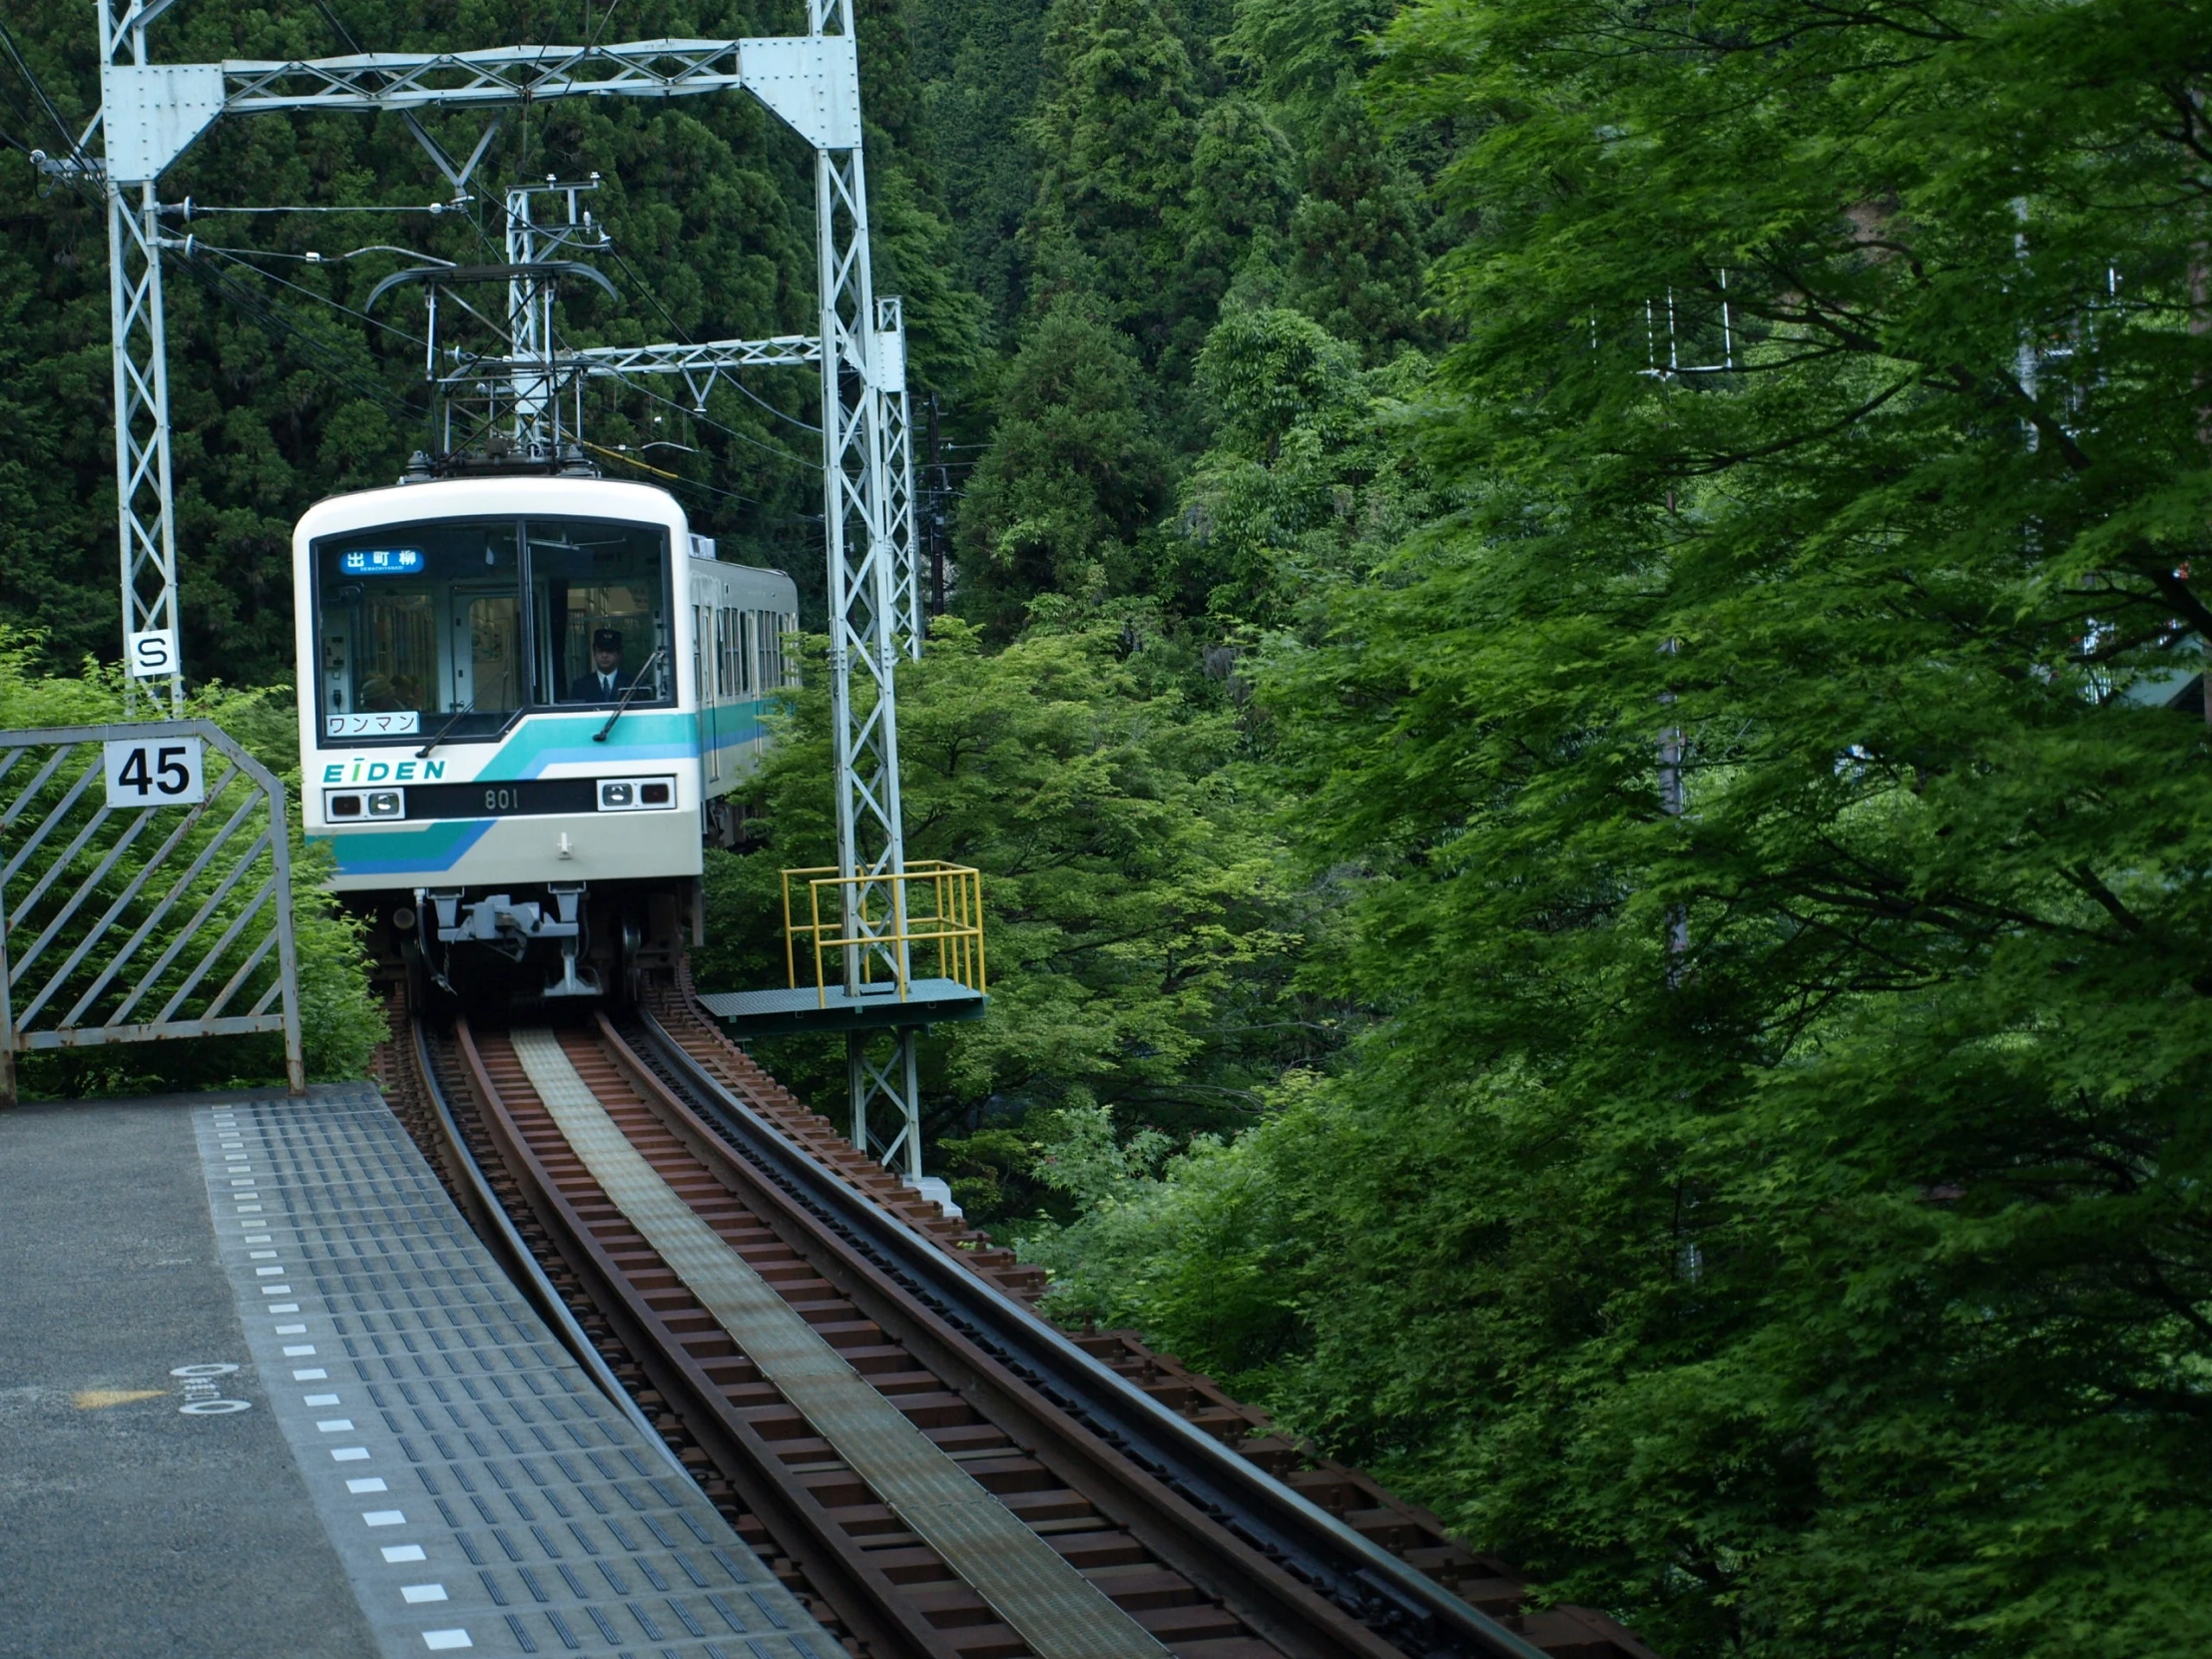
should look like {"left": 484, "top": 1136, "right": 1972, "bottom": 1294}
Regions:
{"left": 506, "top": 189, "right": 555, "bottom": 456}
{"left": 875, "top": 296, "right": 921, "bottom": 659}
{"left": 817, "top": 144, "right": 907, "bottom": 967}
{"left": 848, "top": 1027, "right": 922, "bottom": 1183}
{"left": 818, "top": 138, "right": 923, "bottom": 1175}
{"left": 107, "top": 179, "right": 183, "bottom": 715}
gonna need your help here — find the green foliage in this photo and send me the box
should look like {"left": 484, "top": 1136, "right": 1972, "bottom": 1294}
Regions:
{"left": 1025, "top": 0, "right": 1204, "bottom": 364}
{"left": 1166, "top": 307, "right": 1435, "bottom": 623}
{"left": 1281, "top": 90, "right": 1433, "bottom": 356}
{"left": 906, "top": 0, "right": 1055, "bottom": 336}
{"left": 1023, "top": 2, "right": 2212, "bottom": 1655}
{"left": 956, "top": 293, "right": 1173, "bottom": 626}
{"left": 695, "top": 618, "right": 1311, "bottom": 1223}
{"left": 1174, "top": 97, "right": 1301, "bottom": 361}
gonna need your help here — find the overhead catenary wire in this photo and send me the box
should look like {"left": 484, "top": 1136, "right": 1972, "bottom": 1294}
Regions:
{"left": 0, "top": 16, "right": 84, "bottom": 162}
{"left": 56, "top": 2, "right": 819, "bottom": 519}
{"left": 193, "top": 243, "right": 429, "bottom": 348}
{"left": 186, "top": 239, "right": 456, "bottom": 269}
{"left": 185, "top": 201, "right": 473, "bottom": 216}
{"left": 293, "top": 0, "right": 505, "bottom": 268}
{"left": 247, "top": 8, "right": 818, "bottom": 477}
{"left": 607, "top": 247, "right": 823, "bottom": 433}
{"left": 594, "top": 437, "right": 821, "bottom": 527}
{"left": 175, "top": 251, "right": 419, "bottom": 421}
{"left": 586, "top": 436, "right": 829, "bottom": 531}
{"left": 183, "top": 235, "right": 821, "bottom": 479}
{"left": 612, "top": 371, "right": 823, "bottom": 472}
{"left": 582, "top": 0, "right": 626, "bottom": 59}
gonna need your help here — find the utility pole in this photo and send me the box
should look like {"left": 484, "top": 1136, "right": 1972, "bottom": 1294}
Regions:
{"left": 95, "top": 0, "right": 195, "bottom": 712}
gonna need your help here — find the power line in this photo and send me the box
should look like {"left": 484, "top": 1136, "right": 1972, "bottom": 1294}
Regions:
{"left": 192, "top": 239, "right": 820, "bottom": 478}
{"left": 607, "top": 248, "right": 823, "bottom": 433}
{"left": 194, "top": 244, "right": 429, "bottom": 347}
{"left": 305, "top": 0, "right": 365, "bottom": 56}
{"left": 0, "top": 111, "right": 41, "bottom": 160}
{"left": 583, "top": 0, "right": 626, "bottom": 58}
{"left": 187, "top": 201, "right": 471, "bottom": 216}
{"left": 614, "top": 372, "right": 823, "bottom": 472}
{"left": 0, "top": 17, "right": 82, "bottom": 161}
{"left": 176, "top": 252, "right": 419, "bottom": 420}
{"left": 587, "top": 439, "right": 814, "bottom": 525}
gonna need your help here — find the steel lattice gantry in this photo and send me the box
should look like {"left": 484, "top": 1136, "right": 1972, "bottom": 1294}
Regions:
{"left": 89, "top": 0, "right": 933, "bottom": 1175}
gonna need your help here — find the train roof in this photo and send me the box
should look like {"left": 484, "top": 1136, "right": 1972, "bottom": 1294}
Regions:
{"left": 294, "top": 475, "right": 688, "bottom": 542}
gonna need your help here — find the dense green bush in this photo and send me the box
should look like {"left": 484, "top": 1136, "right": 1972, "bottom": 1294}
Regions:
{"left": 693, "top": 618, "right": 1312, "bottom": 1216}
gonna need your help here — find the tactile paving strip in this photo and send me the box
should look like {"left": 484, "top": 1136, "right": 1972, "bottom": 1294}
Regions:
{"left": 509, "top": 1030, "right": 1172, "bottom": 1659}
{"left": 195, "top": 1082, "right": 839, "bottom": 1659}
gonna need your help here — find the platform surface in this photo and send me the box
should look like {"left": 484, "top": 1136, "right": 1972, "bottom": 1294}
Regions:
{"left": 697, "top": 977, "right": 986, "bottom": 1037}
{"left": 0, "top": 1081, "right": 837, "bottom": 1659}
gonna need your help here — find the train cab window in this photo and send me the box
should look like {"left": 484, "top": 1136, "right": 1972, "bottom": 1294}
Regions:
{"left": 314, "top": 520, "right": 523, "bottom": 742}
{"left": 527, "top": 520, "right": 673, "bottom": 707}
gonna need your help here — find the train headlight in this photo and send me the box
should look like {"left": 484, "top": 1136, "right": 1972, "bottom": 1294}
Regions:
{"left": 366, "top": 791, "right": 404, "bottom": 819}
{"left": 326, "top": 793, "right": 363, "bottom": 820}
{"left": 597, "top": 776, "right": 677, "bottom": 812}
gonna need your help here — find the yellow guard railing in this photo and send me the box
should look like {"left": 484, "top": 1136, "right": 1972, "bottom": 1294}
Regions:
{"left": 782, "top": 861, "right": 986, "bottom": 1006}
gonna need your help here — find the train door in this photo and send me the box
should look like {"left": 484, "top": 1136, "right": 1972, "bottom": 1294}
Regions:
{"left": 706, "top": 600, "right": 726, "bottom": 785}
{"left": 450, "top": 585, "right": 521, "bottom": 715}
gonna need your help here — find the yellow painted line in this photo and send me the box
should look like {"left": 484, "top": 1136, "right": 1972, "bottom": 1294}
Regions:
{"left": 73, "top": 1388, "right": 166, "bottom": 1408}
{"left": 508, "top": 1028, "right": 1172, "bottom": 1659}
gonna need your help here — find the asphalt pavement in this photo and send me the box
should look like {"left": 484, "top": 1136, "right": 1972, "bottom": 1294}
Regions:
{"left": 0, "top": 1087, "right": 378, "bottom": 1659}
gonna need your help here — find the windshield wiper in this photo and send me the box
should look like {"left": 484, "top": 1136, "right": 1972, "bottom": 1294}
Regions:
{"left": 594, "top": 648, "right": 666, "bottom": 744}
{"left": 416, "top": 700, "right": 476, "bottom": 759}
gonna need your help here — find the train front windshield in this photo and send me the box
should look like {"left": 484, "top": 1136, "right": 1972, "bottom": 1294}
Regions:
{"left": 313, "top": 517, "right": 671, "bottom": 744}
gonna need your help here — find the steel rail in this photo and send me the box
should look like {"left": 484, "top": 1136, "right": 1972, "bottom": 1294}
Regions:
{"left": 449, "top": 1016, "right": 961, "bottom": 1659}
{"left": 589, "top": 1013, "right": 1409, "bottom": 1659}
{"left": 637, "top": 1003, "right": 1552, "bottom": 1659}
{"left": 402, "top": 1012, "right": 692, "bottom": 1482}
{"left": 456, "top": 1011, "right": 1421, "bottom": 1658}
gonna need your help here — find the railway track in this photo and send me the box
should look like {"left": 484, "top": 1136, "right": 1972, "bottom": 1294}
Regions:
{"left": 374, "top": 989, "right": 1657, "bottom": 1659}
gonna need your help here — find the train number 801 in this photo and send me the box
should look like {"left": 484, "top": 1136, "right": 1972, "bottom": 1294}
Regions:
{"left": 483, "top": 787, "right": 520, "bottom": 813}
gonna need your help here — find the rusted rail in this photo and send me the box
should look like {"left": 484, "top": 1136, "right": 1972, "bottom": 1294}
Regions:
{"left": 448, "top": 1012, "right": 1431, "bottom": 1659}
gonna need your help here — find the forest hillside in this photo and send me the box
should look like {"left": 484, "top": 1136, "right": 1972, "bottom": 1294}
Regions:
{"left": 7, "top": 2, "right": 2212, "bottom": 1654}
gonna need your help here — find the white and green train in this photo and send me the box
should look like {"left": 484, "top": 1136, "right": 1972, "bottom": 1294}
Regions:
{"left": 292, "top": 474, "right": 796, "bottom": 997}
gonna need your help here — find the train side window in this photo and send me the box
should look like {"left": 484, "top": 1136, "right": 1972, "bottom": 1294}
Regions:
{"left": 693, "top": 603, "right": 710, "bottom": 706}
{"left": 740, "top": 611, "right": 756, "bottom": 698}
{"left": 761, "top": 612, "right": 790, "bottom": 690}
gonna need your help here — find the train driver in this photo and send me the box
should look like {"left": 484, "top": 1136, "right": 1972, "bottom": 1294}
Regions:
{"left": 572, "top": 628, "right": 635, "bottom": 702}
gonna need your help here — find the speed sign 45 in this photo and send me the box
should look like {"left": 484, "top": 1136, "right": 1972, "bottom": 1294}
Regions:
{"left": 104, "top": 736, "right": 207, "bottom": 808}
